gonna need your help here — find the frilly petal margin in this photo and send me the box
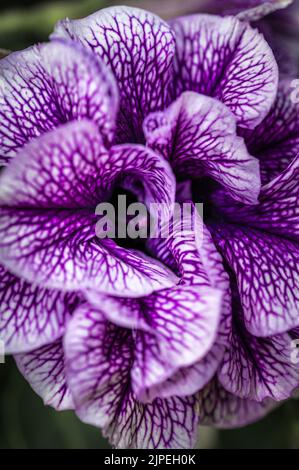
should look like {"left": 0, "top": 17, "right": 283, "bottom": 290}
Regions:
{"left": 15, "top": 339, "right": 74, "bottom": 411}
{"left": 52, "top": 6, "right": 175, "bottom": 143}
{"left": 84, "top": 207, "right": 229, "bottom": 401}
{"left": 0, "top": 40, "right": 118, "bottom": 164}
{"left": 63, "top": 305, "right": 199, "bottom": 449}
{"left": 144, "top": 91, "right": 261, "bottom": 204}
{"left": 83, "top": 285, "right": 222, "bottom": 402}
{"left": 169, "top": 13, "right": 278, "bottom": 129}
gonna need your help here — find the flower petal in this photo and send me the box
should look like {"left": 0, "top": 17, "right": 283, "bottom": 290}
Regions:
{"left": 0, "top": 209, "right": 177, "bottom": 297}
{"left": 15, "top": 339, "right": 73, "bottom": 411}
{"left": 0, "top": 40, "right": 117, "bottom": 163}
{"left": 0, "top": 120, "right": 175, "bottom": 210}
{"left": 144, "top": 91, "right": 261, "bottom": 204}
{"left": 85, "top": 284, "right": 222, "bottom": 379}
{"left": 213, "top": 152, "right": 299, "bottom": 243}
{"left": 212, "top": 223, "right": 299, "bottom": 336}
{"left": 133, "top": 337, "right": 224, "bottom": 402}
{"left": 240, "top": 80, "right": 299, "bottom": 184}
{"left": 64, "top": 304, "right": 199, "bottom": 449}
{"left": 236, "top": 0, "right": 294, "bottom": 22}
{"left": 170, "top": 14, "right": 278, "bottom": 129}
{"left": 197, "top": 378, "right": 277, "bottom": 428}
{"left": 52, "top": 6, "right": 175, "bottom": 143}
{"left": 218, "top": 287, "right": 299, "bottom": 401}
{"left": 0, "top": 265, "right": 79, "bottom": 354}
{"left": 0, "top": 120, "right": 178, "bottom": 296}
{"left": 86, "top": 208, "right": 225, "bottom": 401}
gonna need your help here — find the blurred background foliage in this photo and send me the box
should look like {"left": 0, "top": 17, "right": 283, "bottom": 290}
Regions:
{"left": 0, "top": 0, "right": 299, "bottom": 449}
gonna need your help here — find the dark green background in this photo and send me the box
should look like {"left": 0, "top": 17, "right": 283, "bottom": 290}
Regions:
{"left": 0, "top": 0, "right": 299, "bottom": 449}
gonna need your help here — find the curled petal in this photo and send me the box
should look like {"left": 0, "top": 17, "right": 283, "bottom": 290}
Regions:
{"left": 0, "top": 40, "right": 118, "bottom": 163}
{"left": 85, "top": 285, "right": 222, "bottom": 384}
{"left": 133, "top": 339, "right": 224, "bottom": 402}
{"left": 144, "top": 91, "right": 261, "bottom": 204}
{"left": 52, "top": 6, "right": 175, "bottom": 143}
{"left": 64, "top": 304, "right": 199, "bottom": 449}
{"left": 170, "top": 14, "right": 278, "bottom": 129}
{"left": 0, "top": 120, "right": 175, "bottom": 211}
{"left": 236, "top": 0, "right": 294, "bottom": 22}
{"left": 15, "top": 339, "right": 73, "bottom": 411}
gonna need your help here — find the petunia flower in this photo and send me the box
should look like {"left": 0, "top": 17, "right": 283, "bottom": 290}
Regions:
{"left": 0, "top": 5, "right": 298, "bottom": 449}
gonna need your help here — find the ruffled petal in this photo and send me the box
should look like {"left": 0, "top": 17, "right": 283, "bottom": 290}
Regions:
{"left": 64, "top": 304, "right": 199, "bottom": 449}
{"left": 212, "top": 223, "right": 299, "bottom": 336}
{"left": 170, "top": 14, "right": 278, "bottom": 129}
{"left": 240, "top": 80, "right": 299, "bottom": 184}
{"left": 0, "top": 119, "right": 175, "bottom": 211}
{"left": 213, "top": 152, "right": 299, "bottom": 243}
{"left": 52, "top": 6, "right": 175, "bottom": 143}
{"left": 0, "top": 40, "right": 118, "bottom": 163}
{"left": 144, "top": 91, "right": 261, "bottom": 204}
{"left": 0, "top": 120, "right": 177, "bottom": 296}
{"left": 85, "top": 284, "right": 222, "bottom": 400}
{"left": 15, "top": 339, "right": 73, "bottom": 411}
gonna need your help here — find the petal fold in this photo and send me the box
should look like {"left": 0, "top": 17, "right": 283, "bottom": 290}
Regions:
{"left": 52, "top": 6, "right": 175, "bottom": 143}
{"left": 170, "top": 14, "right": 278, "bottom": 129}
{"left": 64, "top": 304, "right": 199, "bottom": 449}
{"left": 144, "top": 91, "right": 261, "bottom": 204}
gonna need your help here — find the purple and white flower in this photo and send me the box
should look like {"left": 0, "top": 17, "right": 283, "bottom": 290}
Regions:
{"left": 0, "top": 3, "right": 299, "bottom": 449}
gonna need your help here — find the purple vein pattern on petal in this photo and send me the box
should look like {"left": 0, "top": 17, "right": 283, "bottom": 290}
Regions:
{"left": 0, "top": 121, "right": 175, "bottom": 213}
{"left": 85, "top": 284, "right": 222, "bottom": 402}
{"left": 169, "top": 14, "right": 278, "bottom": 129}
{"left": 0, "top": 264, "right": 79, "bottom": 354}
{"left": 217, "top": 281, "right": 299, "bottom": 401}
{"left": 213, "top": 153, "right": 299, "bottom": 243}
{"left": 0, "top": 40, "right": 118, "bottom": 163}
{"left": 64, "top": 304, "right": 199, "bottom": 449}
{"left": 84, "top": 207, "right": 229, "bottom": 401}
{"left": 52, "top": 6, "right": 175, "bottom": 143}
{"left": 212, "top": 223, "right": 299, "bottom": 336}
{"left": 15, "top": 339, "right": 73, "bottom": 411}
{"left": 0, "top": 121, "right": 177, "bottom": 296}
{"left": 197, "top": 378, "right": 277, "bottom": 428}
{"left": 144, "top": 91, "right": 261, "bottom": 204}
{"left": 240, "top": 80, "right": 299, "bottom": 184}
{"left": 0, "top": 210, "right": 177, "bottom": 297}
